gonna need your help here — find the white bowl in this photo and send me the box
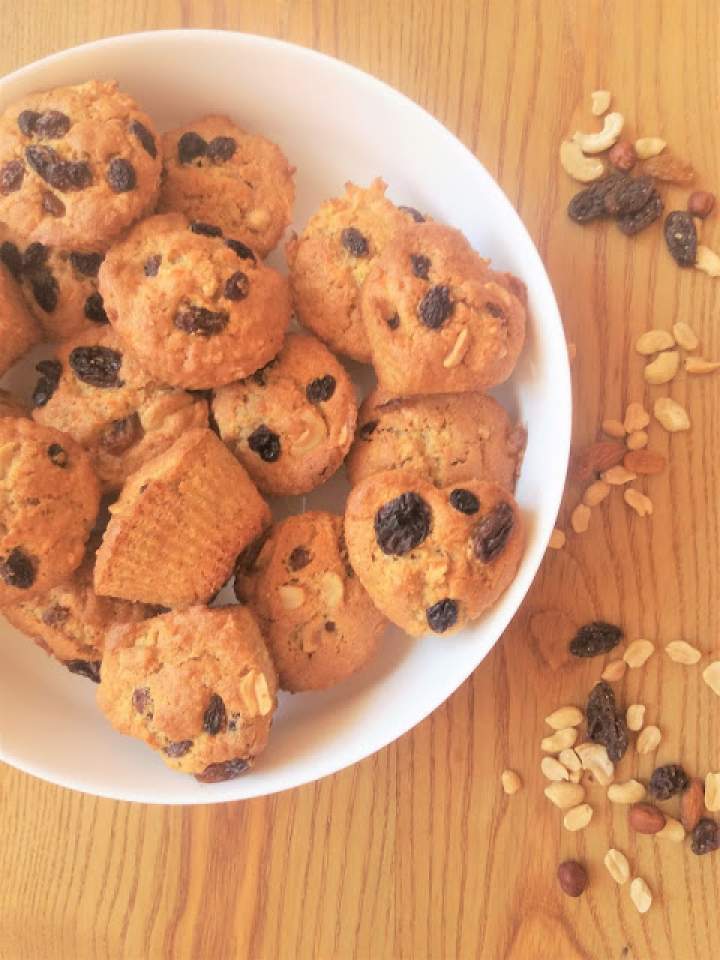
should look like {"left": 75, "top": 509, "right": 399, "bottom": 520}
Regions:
{"left": 0, "top": 30, "right": 570, "bottom": 803}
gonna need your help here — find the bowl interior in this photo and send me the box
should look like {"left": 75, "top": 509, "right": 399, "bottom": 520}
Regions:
{"left": 0, "top": 30, "right": 570, "bottom": 803}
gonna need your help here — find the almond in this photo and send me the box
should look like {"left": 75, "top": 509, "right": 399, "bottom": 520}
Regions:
{"left": 623, "top": 449, "right": 667, "bottom": 476}
{"left": 681, "top": 778, "right": 705, "bottom": 832}
{"left": 629, "top": 802, "right": 666, "bottom": 834}
{"left": 571, "top": 441, "right": 626, "bottom": 482}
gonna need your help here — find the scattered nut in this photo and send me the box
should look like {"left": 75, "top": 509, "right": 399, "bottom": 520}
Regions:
{"left": 635, "top": 329, "right": 676, "bottom": 355}
{"left": 545, "top": 706, "right": 584, "bottom": 729}
{"left": 557, "top": 860, "right": 588, "bottom": 897}
{"left": 629, "top": 802, "right": 666, "bottom": 834}
{"left": 549, "top": 528, "right": 566, "bottom": 550}
{"left": 501, "top": 769, "right": 522, "bottom": 795}
{"left": 623, "top": 449, "right": 667, "bottom": 475}
{"left": 643, "top": 151, "right": 695, "bottom": 183}
{"left": 654, "top": 397, "right": 690, "bottom": 433}
{"left": 602, "top": 465, "right": 637, "bottom": 485}
{"left": 626, "top": 704, "right": 646, "bottom": 732}
{"left": 626, "top": 431, "right": 648, "bottom": 451}
{"left": 573, "top": 112, "right": 624, "bottom": 154}
{"left": 681, "top": 778, "right": 706, "bottom": 832}
{"left": 590, "top": 89, "right": 611, "bottom": 116}
{"left": 624, "top": 402, "right": 650, "bottom": 433}
{"left": 278, "top": 585, "right": 306, "bottom": 610}
{"left": 608, "top": 779, "right": 646, "bottom": 804}
{"left": 608, "top": 140, "right": 636, "bottom": 172}
{"left": 541, "top": 756, "right": 570, "bottom": 782}
{"left": 604, "top": 848, "right": 630, "bottom": 885}
{"left": 685, "top": 356, "right": 720, "bottom": 374}
{"left": 657, "top": 815, "right": 686, "bottom": 843}
{"left": 635, "top": 137, "right": 666, "bottom": 160}
{"left": 644, "top": 349, "right": 680, "bottom": 385}
{"left": 702, "top": 660, "right": 720, "bottom": 696}
{"left": 687, "top": 190, "right": 715, "bottom": 219}
{"left": 601, "top": 659, "right": 627, "bottom": 682}
{"left": 545, "top": 781, "right": 586, "bottom": 809}
{"left": 571, "top": 503, "right": 591, "bottom": 533}
{"left": 637, "top": 724, "right": 662, "bottom": 754}
{"left": 630, "top": 877, "right": 653, "bottom": 914}
{"left": 442, "top": 328, "right": 470, "bottom": 368}
{"left": 583, "top": 480, "right": 610, "bottom": 507}
{"left": 695, "top": 245, "right": 720, "bottom": 277}
{"left": 705, "top": 772, "right": 720, "bottom": 812}
{"left": 560, "top": 140, "right": 606, "bottom": 183}
{"left": 602, "top": 418, "right": 627, "bottom": 438}
{"left": 563, "top": 803, "right": 594, "bottom": 832}
{"left": 665, "top": 640, "right": 701, "bottom": 664}
{"left": 541, "top": 727, "right": 578, "bottom": 753}
{"left": 572, "top": 441, "right": 626, "bottom": 481}
{"left": 673, "top": 321, "right": 699, "bottom": 351}
{"left": 559, "top": 748, "right": 582, "bottom": 773}
{"left": 575, "top": 742, "right": 615, "bottom": 786}
{"left": 624, "top": 489, "right": 653, "bottom": 517}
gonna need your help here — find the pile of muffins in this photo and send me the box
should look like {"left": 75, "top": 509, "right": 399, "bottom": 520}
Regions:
{"left": 0, "top": 80, "right": 528, "bottom": 782}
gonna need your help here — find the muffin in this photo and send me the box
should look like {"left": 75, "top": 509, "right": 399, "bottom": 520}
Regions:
{"left": 286, "top": 178, "right": 408, "bottom": 362}
{"left": 212, "top": 332, "right": 357, "bottom": 496}
{"left": 361, "top": 222, "right": 527, "bottom": 395}
{"left": 97, "top": 605, "right": 278, "bottom": 781}
{"left": 0, "top": 80, "right": 161, "bottom": 249}
{"left": 347, "top": 389, "right": 526, "bottom": 490}
{"left": 94, "top": 428, "right": 271, "bottom": 607}
{"left": 344, "top": 469, "right": 524, "bottom": 636}
{"left": 158, "top": 114, "right": 294, "bottom": 257}
{"left": 0, "top": 418, "right": 100, "bottom": 605}
{"left": 0, "top": 253, "right": 41, "bottom": 376}
{"left": 0, "top": 389, "right": 28, "bottom": 420}
{"left": 235, "top": 512, "right": 387, "bottom": 691}
{"left": 33, "top": 326, "right": 209, "bottom": 491}
{"left": 99, "top": 212, "right": 291, "bottom": 389}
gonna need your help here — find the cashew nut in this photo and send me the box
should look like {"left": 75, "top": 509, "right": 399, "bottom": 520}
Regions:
{"left": 559, "top": 140, "right": 606, "bottom": 183}
{"left": 635, "top": 137, "right": 666, "bottom": 159}
{"left": 591, "top": 89, "right": 611, "bottom": 116}
{"left": 572, "top": 112, "right": 624, "bottom": 154}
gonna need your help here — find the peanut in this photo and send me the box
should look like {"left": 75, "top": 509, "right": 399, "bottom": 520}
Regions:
{"left": 602, "top": 465, "right": 636, "bottom": 485}
{"left": 571, "top": 503, "right": 591, "bottom": 533}
{"left": 541, "top": 757, "right": 570, "bottom": 782}
{"left": 665, "top": 640, "right": 701, "bottom": 664}
{"left": 654, "top": 397, "right": 690, "bottom": 433}
{"left": 601, "top": 659, "right": 627, "bottom": 682}
{"left": 626, "top": 430, "right": 648, "bottom": 450}
{"left": 696, "top": 244, "right": 720, "bottom": 277}
{"left": 548, "top": 528, "right": 566, "bottom": 550}
{"left": 583, "top": 480, "right": 610, "bottom": 507}
{"left": 604, "top": 848, "right": 630, "bottom": 885}
{"left": 545, "top": 782, "right": 586, "bottom": 810}
{"left": 624, "top": 402, "right": 650, "bottom": 433}
{"left": 602, "top": 418, "right": 626, "bottom": 438}
{"left": 541, "top": 728, "right": 578, "bottom": 753}
{"left": 501, "top": 769, "right": 522, "bottom": 795}
{"left": 630, "top": 877, "right": 653, "bottom": 914}
{"left": 590, "top": 89, "right": 611, "bottom": 115}
{"left": 624, "top": 489, "right": 653, "bottom": 517}
{"left": 636, "top": 724, "right": 662, "bottom": 754}
{"left": 563, "top": 803, "right": 594, "bottom": 832}
{"left": 672, "top": 321, "right": 699, "bottom": 351}
{"left": 702, "top": 660, "right": 720, "bottom": 696}
{"left": 626, "top": 704, "right": 646, "bottom": 732}
{"left": 545, "top": 706, "right": 584, "bottom": 729}
{"left": 635, "top": 137, "right": 666, "bottom": 159}
{"left": 705, "top": 772, "right": 720, "bottom": 812}
{"left": 657, "top": 816, "right": 686, "bottom": 843}
{"left": 607, "top": 780, "right": 646, "bottom": 804}
{"left": 629, "top": 802, "right": 666, "bottom": 834}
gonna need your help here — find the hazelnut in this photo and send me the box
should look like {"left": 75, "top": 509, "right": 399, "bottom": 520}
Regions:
{"left": 608, "top": 140, "right": 637, "bottom": 172}
{"left": 687, "top": 190, "right": 715, "bottom": 219}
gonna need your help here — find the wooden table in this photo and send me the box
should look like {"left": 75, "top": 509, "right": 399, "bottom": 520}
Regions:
{"left": 2, "top": 2, "right": 719, "bottom": 957}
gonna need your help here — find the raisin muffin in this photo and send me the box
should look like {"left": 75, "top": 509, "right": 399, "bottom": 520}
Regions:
{"left": 94, "top": 428, "right": 270, "bottom": 607}
{"left": 0, "top": 80, "right": 161, "bottom": 250}
{"left": 347, "top": 389, "right": 526, "bottom": 490}
{"left": 1, "top": 556, "right": 149, "bottom": 682}
{"left": 0, "top": 254, "right": 41, "bottom": 376}
{"left": 235, "top": 512, "right": 387, "bottom": 691}
{"left": 361, "top": 222, "right": 527, "bottom": 395}
{"left": 0, "top": 389, "right": 28, "bottom": 420}
{"left": 212, "top": 333, "right": 357, "bottom": 496}
{"left": 97, "top": 605, "right": 278, "bottom": 781}
{"left": 0, "top": 418, "right": 100, "bottom": 605}
{"left": 158, "top": 114, "right": 294, "bottom": 258}
{"left": 344, "top": 469, "right": 524, "bottom": 636}
{"left": 33, "top": 326, "right": 209, "bottom": 491}
{"left": 286, "top": 179, "right": 408, "bottom": 362}
{"left": 99, "top": 213, "right": 291, "bottom": 389}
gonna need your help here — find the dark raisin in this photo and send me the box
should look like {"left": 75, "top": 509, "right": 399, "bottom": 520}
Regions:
{"left": 586, "top": 680, "right": 628, "bottom": 762}
{"left": 207, "top": 136, "right": 237, "bottom": 163}
{"left": 42, "top": 604, "right": 69, "bottom": 626}
{"left": 69, "top": 251, "right": 103, "bottom": 277}
{"left": 234, "top": 529, "right": 271, "bottom": 579}
{"left": 203, "top": 693, "right": 227, "bottom": 735}
{"left": 341, "top": 227, "right": 369, "bottom": 257}
{"left": 664, "top": 210, "right": 698, "bottom": 266}
{"left": 570, "top": 621, "right": 623, "bottom": 658}
{"left": 359, "top": 420, "right": 378, "bottom": 440}
{"left": 84, "top": 292, "right": 109, "bottom": 325}
{"left": 22, "top": 241, "right": 49, "bottom": 271}
{"left": 617, "top": 190, "right": 663, "bottom": 236}
{"left": 25, "top": 144, "right": 57, "bottom": 180}
{"left": 195, "top": 757, "right": 250, "bottom": 783}
{"left": 25, "top": 146, "right": 88, "bottom": 191}
{"left": 472, "top": 502, "right": 514, "bottom": 562}
{"left": 41, "top": 190, "right": 65, "bottom": 217}
{"left": 485, "top": 302, "right": 506, "bottom": 319}
{"left": 0, "top": 547, "right": 36, "bottom": 589}
{"left": 174, "top": 304, "right": 229, "bottom": 336}
{"left": 567, "top": 174, "right": 626, "bottom": 223}
{"left": 30, "top": 268, "right": 59, "bottom": 312}
{"left": 132, "top": 686, "right": 151, "bottom": 714}
{"left": 306, "top": 375, "right": 336, "bottom": 404}
{"left": 35, "top": 110, "right": 70, "bottom": 139}
{"left": 62, "top": 160, "right": 92, "bottom": 191}
{"left": 417, "top": 284, "right": 453, "bottom": 329}
{"left": 164, "top": 740, "right": 193, "bottom": 758}
{"left": 66, "top": 659, "right": 101, "bottom": 682}
{"left": 190, "top": 220, "right": 223, "bottom": 237}
{"left": 449, "top": 489, "right": 479, "bottom": 514}
{"left": 325, "top": 621, "right": 336, "bottom": 632}
{"left": 399, "top": 205, "right": 425, "bottom": 222}
{"left": 248, "top": 425, "right": 281, "bottom": 462}
{"left": 144, "top": 254, "right": 161, "bottom": 277}
{"left": 106, "top": 158, "right": 136, "bottom": 193}
{"left": 32, "top": 359, "right": 61, "bottom": 407}
{"left": 648, "top": 764, "right": 690, "bottom": 801}
{"left": 47, "top": 442, "right": 68, "bottom": 467}
{"left": 17, "top": 110, "right": 40, "bottom": 136}
{"left": 374, "top": 492, "right": 431, "bottom": 556}
{"left": 143, "top": 605, "right": 170, "bottom": 618}
{"left": 129, "top": 119, "right": 157, "bottom": 158}
{"left": 691, "top": 818, "right": 719, "bottom": 856}
{"left": 99, "top": 413, "right": 142, "bottom": 453}
{"left": 250, "top": 358, "right": 278, "bottom": 386}
{"left": 410, "top": 253, "right": 431, "bottom": 279}
{"left": 224, "top": 239, "right": 254, "bottom": 263}
{"left": 177, "top": 131, "right": 207, "bottom": 163}
{"left": 426, "top": 598, "right": 458, "bottom": 633}
{"left": 604, "top": 175, "right": 655, "bottom": 216}
{"left": 69, "top": 345, "right": 123, "bottom": 388}
{"left": 224, "top": 271, "right": 250, "bottom": 301}
{"left": 0, "top": 241, "right": 23, "bottom": 279}
{"left": 386, "top": 313, "right": 400, "bottom": 330}
{"left": 288, "top": 546, "right": 311, "bottom": 571}
{"left": 0, "top": 160, "right": 25, "bottom": 194}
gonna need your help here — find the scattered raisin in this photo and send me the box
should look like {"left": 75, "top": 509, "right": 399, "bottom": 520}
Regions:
{"left": 586, "top": 680, "right": 628, "bottom": 762}
{"left": 604, "top": 176, "right": 655, "bottom": 217}
{"left": 226, "top": 238, "right": 256, "bottom": 261}
{"left": 616, "top": 190, "right": 663, "bottom": 236}
{"left": 0, "top": 547, "right": 36, "bottom": 589}
{"left": 30, "top": 269, "right": 59, "bottom": 312}
{"left": 325, "top": 621, "right": 336, "bottom": 632}
{"left": 485, "top": 301, "right": 506, "bottom": 319}
{"left": 224, "top": 271, "right": 250, "bottom": 300}
{"left": 174, "top": 304, "right": 229, "bottom": 336}
{"left": 386, "top": 313, "right": 400, "bottom": 330}
{"left": 399, "top": 205, "right": 425, "bottom": 222}
{"left": 62, "top": 160, "right": 93, "bottom": 191}
{"left": 472, "top": 502, "right": 514, "bottom": 562}
{"left": 106, "top": 158, "right": 136, "bottom": 193}
{"left": 144, "top": 254, "right": 161, "bottom": 277}
{"left": 648, "top": 764, "right": 689, "bottom": 801}
{"left": 26, "top": 146, "right": 90, "bottom": 191}
{"left": 132, "top": 686, "right": 151, "bottom": 714}
{"left": 99, "top": 413, "right": 142, "bottom": 453}
{"left": 195, "top": 757, "right": 250, "bottom": 782}
{"left": 32, "top": 359, "right": 61, "bottom": 407}
{"left": 203, "top": 694, "right": 227, "bottom": 735}
{"left": 664, "top": 210, "right": 698, "bottom": 267}
{"left": 449, "top": 488, "right": 479, "bottom": 514}
{"left": 35, "top": 110, "right": 70, "bottom": 139}
{"left": 426, "top": 598, "right": 458, "bottom": 633}
{"left": 341, "top": 227, "right": 369, "bottom": 257}
{"left": 248, "top": 425, "right": 281, "bottom": 462}
{"left": 17, "top": 110, "right": 40, "bottom": 136}
{"left": 47, "top": 442, "right": 68, "bottom": 467}
{"left": 22, "top": 242, "right": 49, "bottom": 271}
{"left": 567, "top": 174, "right": 626, "bottom": 224}
{"left": 0, "top": 241, "right": 23, "bottom": 279}
{"left": 288, "top": 546, "right": 311, "bottom": 571}
{"left": 66, "top": 660, "right": 101, "bottom": 682}
{"left": 177, "top": 131, "right": 207, "bottom": 163}
{"left": 69, "top": 251, "right": 103, "bottom": 277}
{"left": 570, "top": 621, "right": 622, "bottom": 658}
{"left": 306, "top": 375, "right": 336, "bottom": 403}
{"left": 42, "top": 604, "right": 69, "bottom": 626}
{"left": 691, "top": 818, "right": 719, "bottom": 856}
{"left": 164, "top": 740, "right": 193, "bottom": 758}
{"left": 417, "top": 284, "right": 454, "bottom": 329}
{"left": 374, "top": 492, "right": 431, "bottom": 556}
{"left": 84, "top": 292, "right": 109, "bottom": 325}
{"left": 0, "top": 160, "right": 25, "bottom": 194}
{"left": 69, "top": 345, "right": 123, "bottom": 388}
{"left": 359, "top": 420, "right": 378, "bottom": 440}
{"left": 410, "top": 253, "right": 431, "bottom": 279}
{"left": 190, "top": 221, "right": 223, "bottom": 237}
{"left": 207, "top": 136, "right": 237, "bottom": 163}
{"left": 41, "top": 191, "right": 65, "bottom": 217}
{"left": 129, "top": 119, "right": 157, "bottom": 157}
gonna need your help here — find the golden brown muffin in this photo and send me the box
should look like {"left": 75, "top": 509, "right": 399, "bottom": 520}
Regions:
{"left": 347, "top": 389, "right": 526, "bottom": 490}
{"left": 33, "top": 326, "right": 208, "bottom": 491}
{"left": 0, "top": 80, "right": 161, "bottom": 250}
{"left": 0, "top": 418, "right": 100, "bottom": 605}
{"left": 0, "top": 389, "right": 28, "bottom": 420}
{"left": 212, "top": 332, "right": 357, "bottom": 496}
{"left": 99, "top": 212, "right": 291, "bottom": 389}
{"left": 344, "top": 469, "right": 524, "bottom": 636}
{"left": 0, "top": 255, "right": 41, "bottom": 376}
{"left": 97, "top": 605, "right": 278, "bottom": 781}
{"left": 158, "top": 114, "right": 294, "bottom": 258}
{"left": 361, "top": 222, "right": 527, "bottom": 395}
{"left": 286, "top": 178, "right": 408, "bottom": 362}
{"left": 235, "top": 512, "right": 387, "bottom": 691}
{"left": 94, "top": 428, "right": 271, "bottom": 607}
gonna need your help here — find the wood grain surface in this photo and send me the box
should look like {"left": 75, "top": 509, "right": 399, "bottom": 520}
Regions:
{"left": 2, "top": 1, "right": 719, "bottom": 958}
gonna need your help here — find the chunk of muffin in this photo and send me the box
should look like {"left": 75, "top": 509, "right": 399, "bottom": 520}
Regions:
{"left": 0, "top": 253, "right": 41, "bottom": 376}
{"left": 0, "top": 389, "right": 28, "bottom": 420}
